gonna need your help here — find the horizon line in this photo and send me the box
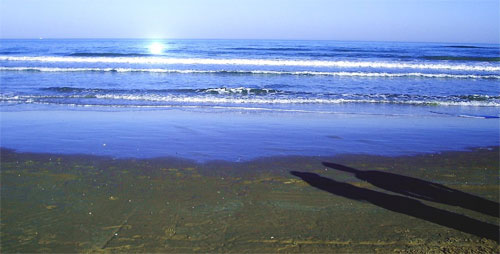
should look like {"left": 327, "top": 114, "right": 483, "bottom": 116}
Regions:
{"left": 0, "top": 37, "right": 499, "bottom": 45}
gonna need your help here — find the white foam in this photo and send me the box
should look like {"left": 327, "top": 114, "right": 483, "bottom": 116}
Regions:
{"left": 2, "top": 93, "right": 499, "bottom": 107}
{"left": 202, "top": 87, "right": 277, "bottom": 94}
{"left": 1, "top": 67, "right": 498, "bottom": 79}
{"left": 95, "top": 94, "right": 500, "bottom": 106}
{"left": 1, "top": 56, "right": 499, "bottom": 72}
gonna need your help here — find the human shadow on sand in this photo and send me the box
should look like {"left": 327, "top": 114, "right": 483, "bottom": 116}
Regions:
{"left": 322, "top": 162, "right": 499, "bottom": 218}
{"left": 290, "top": 171, "right": 499, "bottom": 242}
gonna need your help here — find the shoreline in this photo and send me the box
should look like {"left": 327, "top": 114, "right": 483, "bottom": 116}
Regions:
{"left": 1, "top": 145, "right": 498, "bottom": 167}
{"left": 1, "top": 146, "right": 498, "bottom": 252}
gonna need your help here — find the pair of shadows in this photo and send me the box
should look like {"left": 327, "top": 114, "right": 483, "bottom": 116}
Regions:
{"left": 291, "top": 163, "right": 499, "bottom": 242}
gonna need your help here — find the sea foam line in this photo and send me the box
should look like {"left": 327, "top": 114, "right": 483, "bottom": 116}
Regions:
{"left": 92, "top": 94, "right": 500, "bottom": 106}
{"left": 1, "top": 56, "right": 499, "bottom": 72}
{"left": 0, "top": 67, "right": 498, "bottom": 79}
{"left": 2, "top": 94, "right": 499, "bottom": 107}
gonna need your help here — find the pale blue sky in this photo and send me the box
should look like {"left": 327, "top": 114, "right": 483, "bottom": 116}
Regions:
{"left": 1, "top": 0, "right": 499, "bottom": 43}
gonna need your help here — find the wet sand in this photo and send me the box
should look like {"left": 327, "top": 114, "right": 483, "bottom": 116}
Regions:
{"left": 1, "top": 147, "right": 499, "bottom": 253}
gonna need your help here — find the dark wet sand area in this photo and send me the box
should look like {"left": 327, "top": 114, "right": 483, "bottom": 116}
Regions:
{"left": 1, "top": 147, "right": 499, "bottom": 253}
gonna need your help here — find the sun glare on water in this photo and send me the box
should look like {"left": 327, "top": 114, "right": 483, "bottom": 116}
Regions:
{"left": 148, "top": 42, "right": 164, "bottom": 54}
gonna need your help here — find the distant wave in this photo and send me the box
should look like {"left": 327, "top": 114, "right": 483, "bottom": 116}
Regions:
{"left": 0, "top": 51, "right": 20, "bottom": 55}
{"left": 69, "top": 52, "right": 152, "bottom": 57}
{"left": 1, "top": 67, "right": 499, "bottom": 79}
{"left": 2, "top": 93, "right": 499, "bottom": 107}
{"left": 1, "top": 56, "right": 499, "bottom": 72}
{"left": 228, "top": 47, "right": 311, "bottom": 51}
{"left": 422, "top": 56, "right": 500, "bottom": 62}
{"left": 442, "top": 45, "right": 494, "bottom": 49}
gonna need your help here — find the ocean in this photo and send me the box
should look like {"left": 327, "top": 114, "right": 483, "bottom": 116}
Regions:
{"left": 0, "top": 39, "right": 499, "bottom": 161}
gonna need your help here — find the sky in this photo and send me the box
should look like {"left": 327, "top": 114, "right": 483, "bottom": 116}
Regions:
{"left": 0, "top": 0, "right": 499, "bottom": 43}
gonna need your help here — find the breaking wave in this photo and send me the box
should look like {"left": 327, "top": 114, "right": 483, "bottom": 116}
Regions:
{"left": 1, "top": 56, "right": 499, "bottom": 72}
{"left": 1, "top": 67, "right": 499, "bottom": 79}
{"left": 2, "top": 93, "right": 499, "bottom": 107}
{"left": 41, "top": 86, "right": 284, "bottom": 95}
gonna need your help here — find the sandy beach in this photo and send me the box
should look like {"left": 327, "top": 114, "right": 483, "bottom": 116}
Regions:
{"left": 1, "top": 147, "right": 498, "bottom": 253}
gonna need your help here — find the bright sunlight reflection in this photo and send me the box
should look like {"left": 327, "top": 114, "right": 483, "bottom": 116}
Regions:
{"left": 148, "top": 42, "right": 164, "bottom": 54}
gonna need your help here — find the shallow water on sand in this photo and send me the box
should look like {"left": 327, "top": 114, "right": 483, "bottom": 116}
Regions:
{"left": 1, "top": 105, "right": 499, "bottom": 161}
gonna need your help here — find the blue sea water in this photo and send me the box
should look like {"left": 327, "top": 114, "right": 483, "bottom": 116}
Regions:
{"left": 0, "top": 39, "right": 499, "bottom": 161}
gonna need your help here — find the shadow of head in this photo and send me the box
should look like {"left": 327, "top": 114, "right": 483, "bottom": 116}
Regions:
{"left": 322, "top": 162, "right": 359, "bottom": 173}
{"left": 290, "top": 171, "right": 316, "bottom": 178}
